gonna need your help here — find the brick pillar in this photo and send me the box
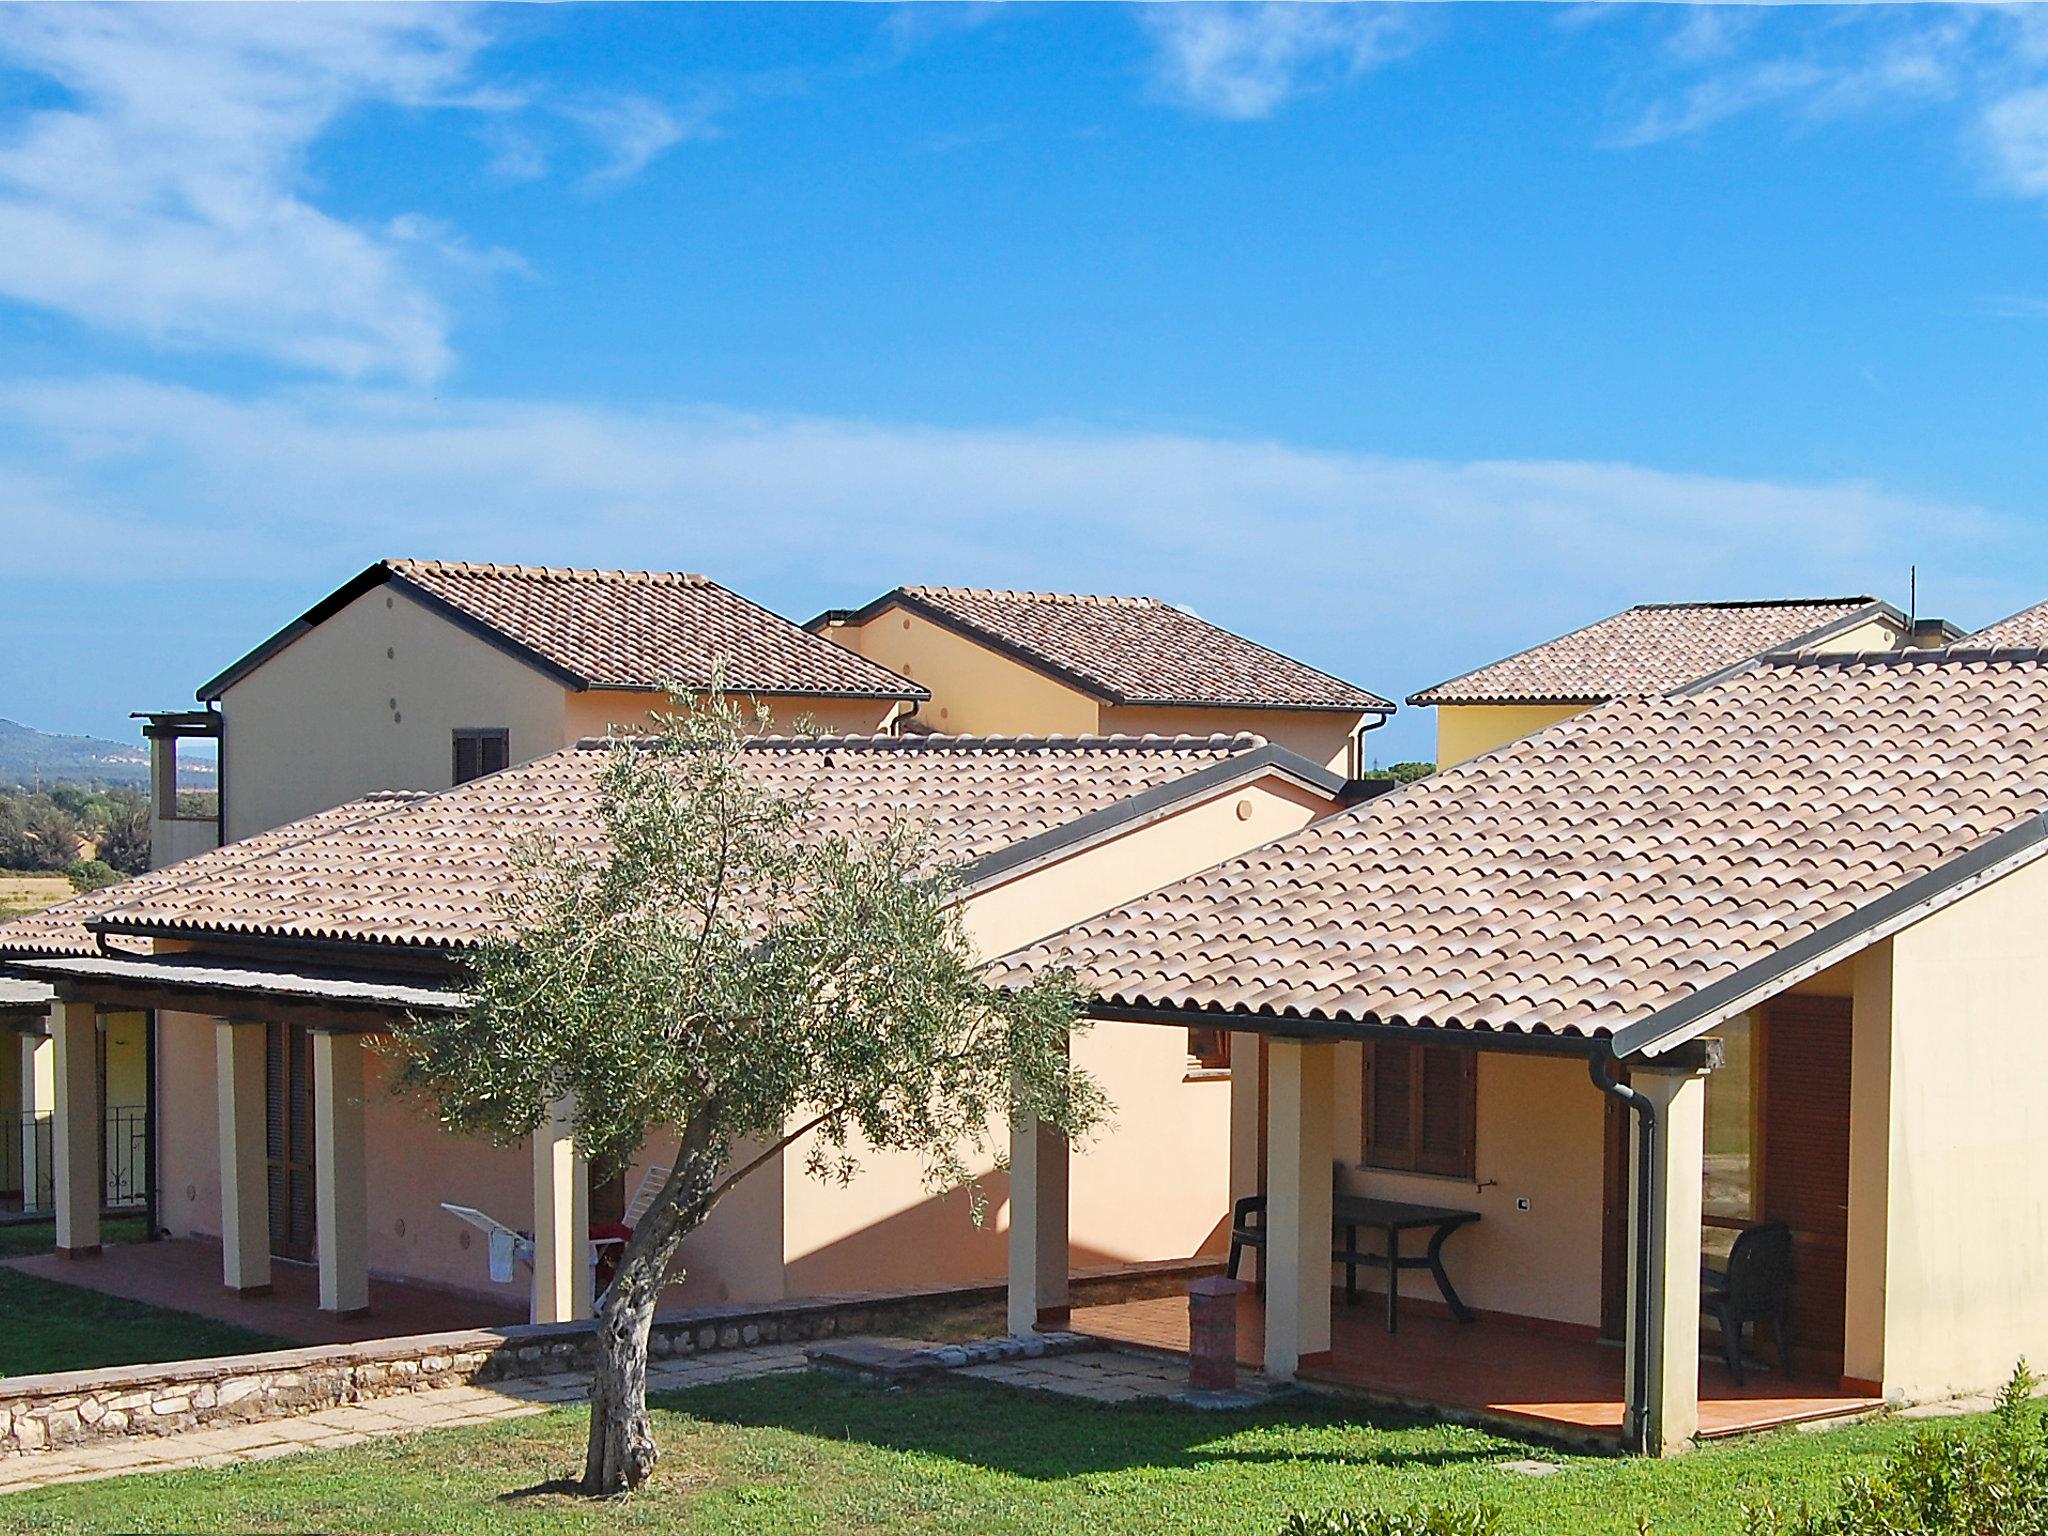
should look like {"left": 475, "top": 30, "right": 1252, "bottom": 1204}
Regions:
{"left": 1188, "top": 1275, "right": 1248, "bottom": 1391}
{"left": 52, "top": 999, "right": 101, "bottom": 1258}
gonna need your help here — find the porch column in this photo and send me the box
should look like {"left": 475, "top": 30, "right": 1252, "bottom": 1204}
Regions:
{"left": 18, "top": 1028, "right": 52, "bottom": 1213}
{"left": 1263, "top": 1037, "right": 1335, "bottom": 1380}
{"left": 1227, "top": 1031, "right": 1263, "bottom": 1284}
{"left": 215, "top": 1020, "right": 272, "bottom": 1294}
{"left": 51, "top": 1000, "right": 101, "bottom": 1258}
{"left": 1627, "top": 1058, "right": 1709, "bottom": 1456}
{"left": 311, "top": 1030, "right": 370, "bottom": 1317}
{"left": 1006, "top": 1102, "right": 1070, "bottom": 1335}
{"left": 531, "top": 1094, "right": 592, "bottom": 1324}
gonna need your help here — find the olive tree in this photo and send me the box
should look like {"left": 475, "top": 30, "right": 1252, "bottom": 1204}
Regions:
{"left": 389, "top": 696, "right": 1098, "bottom": 1496}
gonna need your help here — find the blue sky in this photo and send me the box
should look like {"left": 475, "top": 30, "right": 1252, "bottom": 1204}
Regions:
{"left": 2, "top": 3, "right": 2046, "bottom": 763}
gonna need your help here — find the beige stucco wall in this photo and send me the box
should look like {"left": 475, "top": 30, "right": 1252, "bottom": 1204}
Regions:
{"left": 823, "top": 607, "right": 1100, "bottom": 737}
{"left": 219, "top": 585, "right": 571, "bottom": 840}
{"left": 1100, "top": 705, "right": 1365, "bottom": 775}
{"left": 1325, "top": 1046, "right": 1609, "bottom": 1329}
{"left": 1849, "top": 854, "right": 2048, "bottom": 1402}
{"left": 157, "top": 1010, "right": 224, "bottom": 1241}
{"left": 1433, "top": 703, "right": 1584, "bottom": 768}
{"left": 1810, "top": 615, "right": 1907, "bottom": 654}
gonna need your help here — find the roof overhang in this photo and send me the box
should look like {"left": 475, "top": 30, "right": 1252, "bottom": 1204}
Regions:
{"left": 1084, "top": 1001, "right": 1606, "bottom": 1056}
{"left": 4, "top": 951, "right": 466, "bottom": 1030}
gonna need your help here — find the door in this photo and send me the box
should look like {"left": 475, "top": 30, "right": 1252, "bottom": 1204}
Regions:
{"left": 1758, "top": 996, "right": 1852, "bottom": 1378}
{"left": 265, "top": 1021, "right": 316, "bottom": 1263}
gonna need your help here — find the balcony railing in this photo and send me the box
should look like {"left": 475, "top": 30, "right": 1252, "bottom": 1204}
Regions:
{"left": 2, "top": 1109, "right": 148, "bottom": 1214}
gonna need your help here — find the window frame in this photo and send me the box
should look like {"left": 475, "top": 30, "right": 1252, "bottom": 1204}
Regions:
{"left": 1360, "top": 1039, "right": 1478, "bottom": 1180}
{"left": 452, "top": 727, "right": 511, "bottom": 785}
{"left": 1185, "top": 1025, "right": 1232, "bottom": 1077}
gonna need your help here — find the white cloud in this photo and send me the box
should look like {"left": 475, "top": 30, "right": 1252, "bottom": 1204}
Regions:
{"left": 0, "top": 374, "right": 2020, "bottom": 751}
{"left": 563, "top": 92, "right": 720, "bottom": 188}
{"left": 1142, "top": 3, "right": 1420, "bottom": 121}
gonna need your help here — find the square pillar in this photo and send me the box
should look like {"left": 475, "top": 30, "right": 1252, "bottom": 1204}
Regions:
{"left": 215, "top": 1020, "right": 272, "bottom": 1295}
{"left": 1227, "top": 1031, "right": 1263, "bottom": 1284}
{"left": 1626, "top": 1059, "right": 1709, "bottom": 1456}
{"left": 312, "top": 1030, "right": 369, "bottom": 1317}
{"left": 1264, "top": 1037, "right": 1335, "bottom": 1380}
{"left": 51, "top": 1000, "right": 101, "bottom": 1258}
{"left": 19, "top": 1029, "right": 52, "bottom": 1213}
{"left": 531, "top": 1095, "right": 592, "bottom": 1324}
{"left": 1006, "top": 1107, "right": 1071, "bottom": 1335}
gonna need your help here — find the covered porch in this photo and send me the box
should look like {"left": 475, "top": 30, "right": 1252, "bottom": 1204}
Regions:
{"left": 1009, "top": 992, "right": 1884, "bottom": 1455}
{"left": 6, "top": 951, "right": 606, "bottom": 1335}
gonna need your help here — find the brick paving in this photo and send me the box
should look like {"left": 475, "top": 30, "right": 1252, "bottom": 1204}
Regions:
{"left": 0, "top": 1343, "right": 810, "bottom": 1494}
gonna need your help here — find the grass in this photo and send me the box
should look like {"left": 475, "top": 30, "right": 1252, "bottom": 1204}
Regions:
{"left": 0, "top": 870, "right": 71, "bottom": 920}
{"left": 0, "top": 1369, "right": 2015, "bottom": 1535}
{"left": 0, "top": 1217, "right": 287, "bottom": 1378}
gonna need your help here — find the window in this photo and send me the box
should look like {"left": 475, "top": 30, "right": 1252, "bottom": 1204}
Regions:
{"left": 1361, "top": 1040, "right": 1476, "bottom": 1178}
{"left": 1187, "top": 1026, "right": 1232, "bottom": 1074}
{"left": 1701, "top": 1012, "right": 1759, "bottom": 1262}
{"left": 452, "top": 728, "right": 510, "bottom": 784}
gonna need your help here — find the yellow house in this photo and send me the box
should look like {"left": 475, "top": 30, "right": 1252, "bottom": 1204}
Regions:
{"left": 1409, "top": 596, "right": 1951, "bottom": 768}
{"left": 998, "top": 641, "right": 2048, "bottom": 1454}
{"left": 811, "top": 586, "right": 1393, "bottom": 776}
{"left": 1, "top": 732, "right": 1356, "bottom": 1326}
{"left": 197, "top": 560, "right": 928, "bottom": 843}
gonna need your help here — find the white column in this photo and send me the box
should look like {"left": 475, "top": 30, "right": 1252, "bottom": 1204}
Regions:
{"left": 1626, "top": 1059, "right": 1709, "bottom": 1456}
{"left": 1006, "top": 1106, "right": 1071, "bottom": 1335}
{"left": 1263, "top": 1037, "right": 1335, "bottom": 1380}
{"left": 215, "top": 1020, "right": 272, "bottom": 1294}
{"left": 531, "top": 1095, "right": 592, "bottom": 1324}
{"left": 52, "top": 1000, "right": 101, "bottom": 1258}
{"left": 18, "top": 1028, "right": 52, "bottom": 1213}
{"left": 312, "top": 1030, "right": 369, "bottom": 1316}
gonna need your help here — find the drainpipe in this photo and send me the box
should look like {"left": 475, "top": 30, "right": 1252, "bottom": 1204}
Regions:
{"left": 1589, "top": 1045, "right": 1655, "bottom": 1453}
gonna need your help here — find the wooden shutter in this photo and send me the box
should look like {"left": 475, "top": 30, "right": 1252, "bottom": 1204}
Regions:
{"left": 453, "top": 734, "right": 480, "bottom": 784}
{"left": 481, "top": 731, "right": 509, "bottom": 775}
{"left": 265, "top": 1022, "right": 315, "bottom": 1263}
{"left": 1362, "top": 1041, "right": 1477, "bottom": 1179}
{"left": 1760, "top": 996, "right": 1852, "bottom": 1376}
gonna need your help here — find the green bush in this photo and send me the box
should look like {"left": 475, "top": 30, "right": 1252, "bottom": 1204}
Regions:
{"left": 1744, "top": 1362, "right": 2047, "bottom": 1536}
{"left": 64, "top": 858, "right": 120, "bottom": 893}
{"left": 1281, "top": 1504, "right": 1502, "bottom": 1536}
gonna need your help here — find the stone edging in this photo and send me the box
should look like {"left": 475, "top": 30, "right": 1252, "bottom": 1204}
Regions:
{"left": 2, "top": 1255, "right": 1216, "bottom": 1458}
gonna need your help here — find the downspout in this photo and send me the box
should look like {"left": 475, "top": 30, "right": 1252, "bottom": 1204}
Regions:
{"left": 1589, "top": 1044, "right": 1655, "bottom": 1453}
{"left": 1353, "top": 709, "right": 1389, "bottom": 780}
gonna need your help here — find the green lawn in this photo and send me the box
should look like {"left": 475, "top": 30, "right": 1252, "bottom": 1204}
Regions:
{"left": 0, "top": 1218, "right": 286, "bottom": 1378}
{"left": 0, "top": 1370, "right": 1999, "bottom": 1535}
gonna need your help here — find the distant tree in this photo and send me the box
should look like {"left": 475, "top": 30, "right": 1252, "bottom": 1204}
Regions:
{"left": 1382, "top": 761, "right": 1434, "bottom": 784}
{"left": 65, "top": 859, "right": 120, "bottom": 893}
{"left": 93, "top": 802, "right": 150, "bottom": 875}
{"left": 19, "top": 802, "right": 83, "bottom": 871}
{"left": 389, "top": 694, "right": 1099, "bottom": 1497}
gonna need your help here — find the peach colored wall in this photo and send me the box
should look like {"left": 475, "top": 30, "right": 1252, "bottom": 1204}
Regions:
{"left": 561, "top": 689, "right": 902, "bottom": 744}
{"left": 1101, "top": 705, "right": 1365, "bottom": 775}
{"left": 219, "top": 585, "right": 571, "bottom": 839}
{"left": 610, "top": 1127, "right": 789, "bottom": 1308}
{"left": 777, "top": 772, "right": 1338, "bottom": 1299}
{"left": 1433, "top": 703, "right": 1585, "bottom": 768}
{"left": 820, "top": 606, "right": 1101, "bottom": 737}
{"left": 157, "top": 1009, "right": 224, "bottom": 1242}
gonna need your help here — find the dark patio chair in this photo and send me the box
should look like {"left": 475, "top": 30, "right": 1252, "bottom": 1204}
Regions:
{"left": 1226, "top": 1194, "right": 1270, "bottom": 1280}
{"left": 1702, "top": 1221, "right": 1793, "bottom": 1386}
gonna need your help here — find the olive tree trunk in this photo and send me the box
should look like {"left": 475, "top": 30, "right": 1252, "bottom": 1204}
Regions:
{"left": 580, "top": 1127, "right": 720, "bottom": 1495}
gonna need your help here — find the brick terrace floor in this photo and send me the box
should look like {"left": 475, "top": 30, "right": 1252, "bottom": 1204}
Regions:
{"left": 0, "top": 1342, "right": 812, "bottom": 1494}
{"left": 1073, "top": 1292, "right": 1884, "bottom": 1444}
{"left": 5, "top": 1237, "right": 526, "bottom": 1345}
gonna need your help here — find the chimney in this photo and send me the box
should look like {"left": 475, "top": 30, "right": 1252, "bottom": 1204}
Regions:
{"left": 1906, "top": 617, "right": 1952, "bottom": 650}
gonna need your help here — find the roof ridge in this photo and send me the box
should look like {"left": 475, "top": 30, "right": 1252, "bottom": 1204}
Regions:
{"left": 904, "top": 585, "right": 1164, "bottom": 609}
{"left": 1626, "top": 596, "right": 1876, "bottom": 612}
{"left": 570, "top": 731, "right": 1267, "bottom": 753}
{"left": 1757, "top": 643, "right": 2048, "bottom": 669}
{"left": 391, "top": 559, "right": 711, "bottom": 587}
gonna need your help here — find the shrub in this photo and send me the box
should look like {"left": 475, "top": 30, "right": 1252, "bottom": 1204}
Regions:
{"left": 1281, "top": 1504, "right": 1502, "bottom": 1536}
{"left": 65, "top": 858, "right": 120, "bottom": 893}
{"left": 1744, "top": 1361, "right": 2047, "bottom": 1536}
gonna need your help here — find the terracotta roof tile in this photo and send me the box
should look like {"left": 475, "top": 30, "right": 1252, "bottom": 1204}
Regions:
{"left": 838, "top": 586, "right": 1391, "bottom": 712}
{"left": 995, "top": 650, "right": 2048, "bottom": 1043}
{"left": 0, "top": 794, "right": 428, "bottom": 959}
{"left": 77, "top": 735, "right": 1275, "bottom": 951}
{"left": 1962, "top": 600, "right": 2048, "bottom": 648}
{"left": 1408, "top": 598, "right": 1891, "bottom": 706}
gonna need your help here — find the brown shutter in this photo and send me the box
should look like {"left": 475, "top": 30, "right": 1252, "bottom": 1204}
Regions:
{"left": 1418, "top": 1047, "right": 1477, "bottom": 1178}
{"left": 1760, "top": 996, "right": 1852, "bottom": 1376}
{"left": 1363, "top": 1040, "right": 1417, "bottom": 1170}
{"left": 1363, "top": 1040, "right": 1475, "bottom": 1179}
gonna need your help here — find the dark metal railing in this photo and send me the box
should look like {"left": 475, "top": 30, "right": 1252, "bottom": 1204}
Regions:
{"left": 0, "top": 1109, "right": 147, "bottom": 1213}
{"left": 106, "top": 1104, "right": 148, "bottom": 1210}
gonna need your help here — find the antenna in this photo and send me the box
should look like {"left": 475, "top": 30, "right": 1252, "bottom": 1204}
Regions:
{"left": 1908, "top": 564, "right": 1917, "bottom": 626}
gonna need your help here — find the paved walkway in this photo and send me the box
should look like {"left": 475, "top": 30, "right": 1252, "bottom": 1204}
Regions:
{"left": 0, "top": 1342, "right": 810, "bottom": 1494}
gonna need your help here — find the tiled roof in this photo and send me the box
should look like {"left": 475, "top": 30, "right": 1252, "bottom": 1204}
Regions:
{"left": 0, "top": 794, "right": 428, "bottom": 959}
{"left": 1407, "top": 598, "right": 1891, "bottom": 707}
{"left": 1962, "top": 600, "right": 2048, "bottom": 649}
{"left": 75, "top": 735, "right": 1285, "bottom": 952}
{"left": 826, "top": 587, "right": 1392, "bottom": 713}
{"left": 201, "top": 561, "right": 925, "bottom": 702}
{"left": 994, "top": 650, "right": 2048, "bottom": 1050}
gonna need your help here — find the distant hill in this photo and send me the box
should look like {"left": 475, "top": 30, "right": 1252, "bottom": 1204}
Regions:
{"left": 0, "top": 717, "right": 209, "bottom": 789}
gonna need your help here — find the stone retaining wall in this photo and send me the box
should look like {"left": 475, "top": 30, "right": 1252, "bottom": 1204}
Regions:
{"left": 2, "top": 1255, "right": 1215, "bottom": 1459}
